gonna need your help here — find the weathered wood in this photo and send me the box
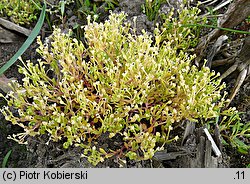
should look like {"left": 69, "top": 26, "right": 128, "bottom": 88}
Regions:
{"left": 0, "top": 26, "right": 18, "bottom": 43}
{"left": 0, "top": 18, "right": 31, "bottom": 36}
{"left": 195, "top": 0, "right": 250, "bottom": 65}
{"left": 0, "top": 74, "right": 16, "bottom": 94}
{"left": 181, "top": 120, "right": 196, "bottom": 146}
{"left": 214, "top": 123, "right": 223, "bottom": 152}
{"left": 158, "top": 127, "right": 225, "bottom": 168}
{"left": 204, "top": 128, "right": 222, "bottom": 157}
{"left": 196, "top": 133, "right": 205, "bottom": 168}
{"left": 211, "top": 0, "right": 250, "bottom": 41}
{"left": 154, "top": 150, "right": 188, "bottom": 161}
{"left": 195, "top": 128, "right": 222, "bottom": 168}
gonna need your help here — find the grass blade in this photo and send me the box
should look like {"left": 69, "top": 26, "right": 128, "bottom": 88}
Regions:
{"left": 0, "top": 3, "right": 46, "bottom": 76}
{"left": 2, "top": 150, "right": 12, "bottom": 168}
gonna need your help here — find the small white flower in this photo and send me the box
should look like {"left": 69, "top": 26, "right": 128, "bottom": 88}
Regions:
{"left": 175, "top": 136, "right": 179, "bottom": 141}
{"left": 169, "top": 126, "right": 173, "bottom": 131}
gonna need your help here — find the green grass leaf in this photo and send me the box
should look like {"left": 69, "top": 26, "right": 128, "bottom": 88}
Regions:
{"left": 232, "top": 137, "right": 250, "bottom": 154}
{"left": 0, "top": 3, "right": 46, "bottom": 76}
{"left": 183, "top": 23, "right": 250, "bottom": 35}
{"left": 60, "top": 0, "right": 65, "bottom": 17}
{"left": 2, "top": 150, "right": 12, "bottom": 168}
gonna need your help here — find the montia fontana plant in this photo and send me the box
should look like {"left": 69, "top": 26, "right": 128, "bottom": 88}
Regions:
{"left": 0, "top": 9, "right": 232, "bottom": 165}
{"left": 0, "top": 0, "right": 40, "bottom": 25}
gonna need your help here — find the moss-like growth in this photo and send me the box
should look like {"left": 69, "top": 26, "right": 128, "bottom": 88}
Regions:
{"left": 1, "top": 10, "right": 229, "bottom": 165}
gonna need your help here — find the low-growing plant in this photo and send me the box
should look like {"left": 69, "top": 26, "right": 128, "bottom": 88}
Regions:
{"left": 142, "top": 0, "right": 164, "bottom": 21}
{"left": 0, "top": 4, "right": 46, "bottom": 76}
{"left": 76, "top": 0, "right": 99, "bottom": 21}
{"left": 160, "top": 5, "right": 206, "bottom": 50}
{"left": 0, "top": 9, "right": 233, "bottom": 165}
{"left": 205, "top": 6, "right": 219, "bottom": 27}
{"left": 40, "top": 0, "right": 74, "bottom": 29}
{"left": 103, "top": 0, "right": 119, "bottom": 12}
{"left": 74, "top": 0, "right": 118, "bottom": 40}
{"left": 0, "top": 0, "right": 40, "bottom": 25}
{"left": 218, "top": 109, "right": 250, "bottom": 154}
{"left": 76, "top": 0, "right": 118, "bottom": 22}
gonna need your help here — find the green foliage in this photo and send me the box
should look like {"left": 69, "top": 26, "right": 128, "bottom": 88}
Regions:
{"left": 40, "top": 0, "right": 74, "bottom": 28}
{"left": 76, "top": 0, "right": 118, "bottom": 21}
{"left": 76, "top": 0, "right": 99, "bottom": 20}
{"left": 205, "top": 6, "right": 218, "bottom": 26}
{"left": 74, "top": 0, "right": 118, "bottom": 40}
{"left": 247, "top": 15, "right": 250, "bottom": 23}
{"left": 142, "top": 0, "right": 163, "bottom": 21}
{"left": 219, "top": 109, "right": 250, "bottom": 154}
{"left": 0, "top": 0, "right": 40, "bottom": 25}
{"left": 103, "top": 0, "right": 118, "bottom": 11}
{"left": 160, "top": 6, "right": 206, "bottom": 50}
{"left": 0, "top": 10, "right": 229, "bottom": 165}
{"left": 2, "top": 150, "right": 12, "bottom": 168}
{"left": 0, "top": 4, "right": 46, "bottom": 76}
